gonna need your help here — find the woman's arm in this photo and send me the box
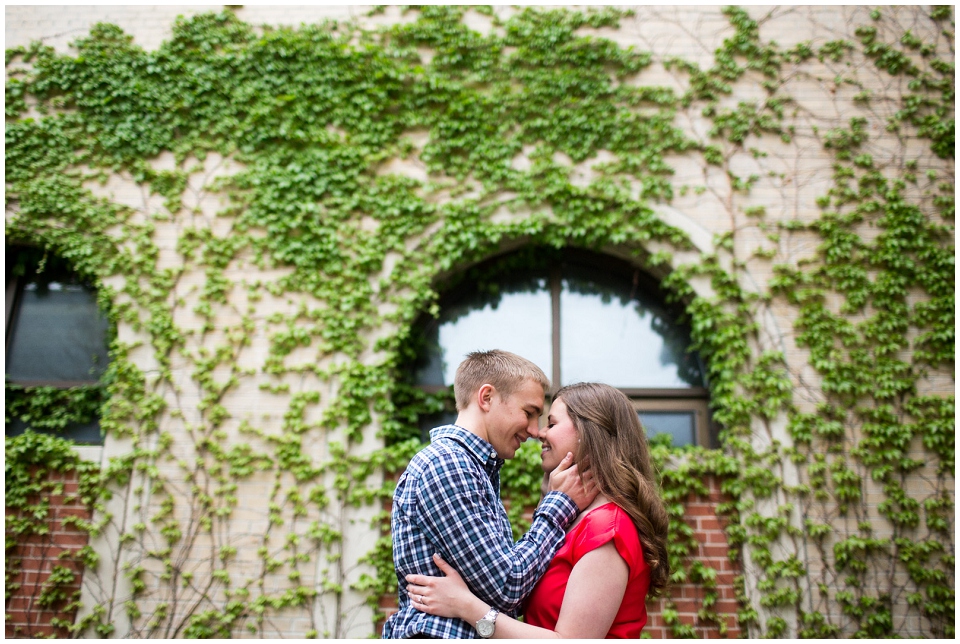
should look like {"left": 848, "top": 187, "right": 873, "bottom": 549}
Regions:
{"left": 406, "top": 542, "right": 629, "bottom": 639}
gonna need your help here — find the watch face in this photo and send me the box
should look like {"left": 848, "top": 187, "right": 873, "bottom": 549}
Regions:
{"left": 477, "top": 619, "right": 495, "bottom": 638}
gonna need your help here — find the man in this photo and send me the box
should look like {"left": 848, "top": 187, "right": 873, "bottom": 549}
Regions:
{"left": 383, "top": 350, "right": 596, "bottom": 639}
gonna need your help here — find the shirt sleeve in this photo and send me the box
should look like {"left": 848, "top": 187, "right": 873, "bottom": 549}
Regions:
{"left": 415, "top": 450, "right": 579, "bottom": 612}
{"left": 570, "top": 505, "right": 642, "bottom": 578}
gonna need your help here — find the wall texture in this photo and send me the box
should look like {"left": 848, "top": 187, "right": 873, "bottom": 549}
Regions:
{"left": 5, "top": 4, "right": 954, "bottom": 639}
{"left": 5, "top": 469, "right": 92, "bottom": 638}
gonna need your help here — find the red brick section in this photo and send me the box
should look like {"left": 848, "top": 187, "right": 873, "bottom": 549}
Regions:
{"left": 5, "top": 469, "right": 92, "bottom": 639}
{"left": 644, "top": 474, "right": 743, "bottom": 638}
{"left": 377, "top": 473, "right": 742, "bottom": 637}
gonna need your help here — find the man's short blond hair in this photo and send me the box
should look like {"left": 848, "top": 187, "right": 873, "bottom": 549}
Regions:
{"left": 453, "top": 350, "right": 550, "bottom": 410}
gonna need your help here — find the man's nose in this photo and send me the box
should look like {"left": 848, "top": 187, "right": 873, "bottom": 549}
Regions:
{"left": 527, "top": 420, "right": 540, "bottom": 439}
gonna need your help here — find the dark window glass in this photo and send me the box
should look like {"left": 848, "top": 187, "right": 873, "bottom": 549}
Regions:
{"left": 416, "top": 409, "right": 459, "bottom": 439}
{"left": 639, "top": 411, "right": 695, "bottom": 447}
{"left": 6, "top": 282, "right": 110, "bottom": 383}
{"left": 5, "top": 416, "right": 103, "bottom": 444}
{"left": 6, "top": 246, "right": 109, "bottom": 445}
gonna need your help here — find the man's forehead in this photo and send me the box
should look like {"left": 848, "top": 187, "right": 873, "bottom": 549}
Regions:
{"left": 501, "top": 379, "right": 545, "bottom": 405}
{"left": 519, "top": 384, "right": 545, "bottom": 410}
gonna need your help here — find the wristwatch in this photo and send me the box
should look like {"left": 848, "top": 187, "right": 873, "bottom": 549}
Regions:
{"left": 475, "top": 607, "right": 499, "bottom": 638}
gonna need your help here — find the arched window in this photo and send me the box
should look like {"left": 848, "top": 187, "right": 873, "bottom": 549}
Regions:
{"left": 408, "top": 248, "right": 713, "bottom": 447}
{"left": 5, "top": 245, "right": 110, "bottom": 444}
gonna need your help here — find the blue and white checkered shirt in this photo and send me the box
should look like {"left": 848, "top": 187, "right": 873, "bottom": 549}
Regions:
{"left": 382, "top": 425, "right": 578, "bottom": 639}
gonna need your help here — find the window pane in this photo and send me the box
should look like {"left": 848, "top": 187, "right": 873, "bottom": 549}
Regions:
{"left": 560, "top": 263, "right": 703, "bottom": 388}
{"left": 6, "top": 417, "right": 103, "bottom": 445}
{"left": 6, "top": 282, "right": 110, "bottom": 382}
{"left": 415, "top": 276, "right": 552, "bottom": 386}
{"left": 639, "top": 410, "right": 695, "bottom": 447}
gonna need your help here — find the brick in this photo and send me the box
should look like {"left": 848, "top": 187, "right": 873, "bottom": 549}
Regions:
{"left": 5, "top": 596, "right": 32, "bottom": 611}
{"left": 7, "top": 572, "right": 30, "bottom": 589}
{"left": 26, "top": 625, "right": 56, "bottom": 637}
{"left": 56, "top": 506, "right": 92, "bottom": 520}
{"left": 701, "top": 545, "right": 730, "bottom": 558}
{"left": 50, "top": 533, "right": 89, "bottom": 548}
{"left": 706, "top": 530, "right": 731, "bottom": 543}
{"left": 15, "top": 534, "right": 50, "bottom": 549}
{"left": 52, "top": 521, "right": 92, "bottom": 536}
{"left": 60, "top": 479, "right": 80, "bottom": 494}
{"left": 712, "top": 600, "right": 741, "bottom": 613}
{"left": 671, "top": 599, "right": 700, "bottom": 614}
{"left": 697, "top": 515, "right": 722, "bottom": 532}
{"left": 676, "top": 584, "right": 696, "bottom": 599}
{"left": 705, "top": 628, "right": 733, "bottom": 638}
{"left": 17, "top": 555, "right": 53, "bottom": 570}
{"left": 684, "top": 503, "right": 715, "bottom": 516}
{"left": 379, "top": 594, "right": 398, "bottom": 608}
{"left": 715, "top": 571, "right": 736, "bottom": 587}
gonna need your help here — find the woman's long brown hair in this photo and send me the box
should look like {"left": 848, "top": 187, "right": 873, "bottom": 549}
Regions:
{"left": 555, "top": 382, "right": 670, "bottom": 597}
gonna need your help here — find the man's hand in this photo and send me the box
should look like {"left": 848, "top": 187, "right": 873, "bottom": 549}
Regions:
{"left": 547, "top": 452, "right": 597, "bottom": 510}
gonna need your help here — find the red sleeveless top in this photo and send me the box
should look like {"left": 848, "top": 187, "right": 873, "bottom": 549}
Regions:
{"left": 523, "top": 503, "right": 650, "bottom": 638}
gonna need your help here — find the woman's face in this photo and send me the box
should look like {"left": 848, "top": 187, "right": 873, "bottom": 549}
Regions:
{"left": 539, "top": 397, "right": 579, "bottom": 472}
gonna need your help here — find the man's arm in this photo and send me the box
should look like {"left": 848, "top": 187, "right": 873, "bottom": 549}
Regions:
{"left": 405, "top": 544, "right": 630, "bottom": 639}
{"left": 415, "top": 451, "right": 578, "bottom": 612}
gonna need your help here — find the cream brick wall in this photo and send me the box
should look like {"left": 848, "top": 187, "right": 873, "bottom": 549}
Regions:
{"left": 6, "top": 4, "right": 953, "bottom": 639}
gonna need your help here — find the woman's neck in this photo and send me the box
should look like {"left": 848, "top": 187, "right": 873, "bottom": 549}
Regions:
{"left": 585, "top": 493, "right": 610, "bottom": 512}
{"left": 568, "top": 493, "right": 611, "bottom": 532}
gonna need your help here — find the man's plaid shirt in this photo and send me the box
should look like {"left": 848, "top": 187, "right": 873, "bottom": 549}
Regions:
{"left": 382, "top": 425, "right": 578, "bottom": 639}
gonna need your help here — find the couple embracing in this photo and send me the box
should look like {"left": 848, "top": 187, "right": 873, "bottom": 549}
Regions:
{"left": 383, "top": 350, "right": 669, "bottom": 639}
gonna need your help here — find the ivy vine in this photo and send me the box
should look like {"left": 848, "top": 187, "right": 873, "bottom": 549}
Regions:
{"left": 5, "top": 5, "right": 953, "bottom": 638}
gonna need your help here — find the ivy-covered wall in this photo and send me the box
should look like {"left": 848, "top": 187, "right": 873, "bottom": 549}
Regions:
{"left": 5, "top": 5, "right": 953, "bottom": 638}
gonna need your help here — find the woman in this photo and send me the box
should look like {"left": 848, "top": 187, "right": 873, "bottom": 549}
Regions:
{"left": 404, "top": 382, "right": 670, "bottom": 639}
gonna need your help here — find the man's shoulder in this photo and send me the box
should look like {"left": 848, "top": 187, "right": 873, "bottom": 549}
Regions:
{"left": 407, "top": 433, "right": 476, "bottom": 475}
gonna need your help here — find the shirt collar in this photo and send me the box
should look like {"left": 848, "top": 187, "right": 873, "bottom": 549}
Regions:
{"left": 429, "top": 424, "right": 503, "bottom": 474}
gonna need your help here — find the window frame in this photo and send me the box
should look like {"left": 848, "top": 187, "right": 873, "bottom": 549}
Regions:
{"left": 5, "top": 244, "right": 110, "bottom": 445}
{"left": 631, "top": 396, "right": 713, "bottom": 449}
{"left": 411, "top": 248, "right": 716, "bottom": 447}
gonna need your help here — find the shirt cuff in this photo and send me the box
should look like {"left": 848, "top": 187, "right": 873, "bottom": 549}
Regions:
{"left": 535, "top": 491, "right": 580, "bottom": 530}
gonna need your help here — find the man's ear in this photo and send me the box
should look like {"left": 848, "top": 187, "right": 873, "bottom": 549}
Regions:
{"left": 476, "top": 383, "right": 496, "bottom": 412}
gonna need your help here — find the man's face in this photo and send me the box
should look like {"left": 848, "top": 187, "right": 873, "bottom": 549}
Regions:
{"left": 487, "top": 379, "right": 545, "bottom": 460}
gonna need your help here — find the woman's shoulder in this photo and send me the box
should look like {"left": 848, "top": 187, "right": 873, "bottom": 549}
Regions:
{"left": 574, "top": 503, "right": 638, "bottom": 543}
{"left": 574, "top": 503, "right": 642, "bottom": 560}
{"left": 581, "top": 502, "right": 634, "bottom": 529}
